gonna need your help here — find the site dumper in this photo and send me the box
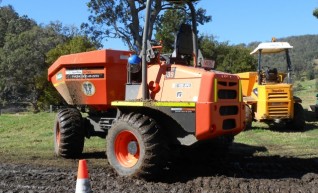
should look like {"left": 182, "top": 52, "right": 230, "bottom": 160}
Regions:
{"left": 236, "top": 41, "right": 305, "bottom": 130}
{"left": 48, "top": 0, "right": 246, "bottom": 178}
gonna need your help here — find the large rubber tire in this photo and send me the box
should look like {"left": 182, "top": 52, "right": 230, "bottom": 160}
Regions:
{"left": 54, "top": 108, "right": 85, "bottom": 158}
{"left": 286, "top": 103, "right": 305, "bottom": 130}
{"left": 106, "top": 113, "right": 165, "bottom": 178}
{"left": 244, "top": 105, "right": 253, "bottom": 130}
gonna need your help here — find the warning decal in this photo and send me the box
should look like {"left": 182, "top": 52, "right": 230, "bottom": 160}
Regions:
{"left": 171, "top": 107, "right": 195, "bottom": 113}
{"left": 66, "top": 69, "right": 104, "bottom": 79}
{"left": 66, "top": 74, "right": 104, "bottom": 79}
{"left": 82, "top": 81, "right": 96, "bottom": 96}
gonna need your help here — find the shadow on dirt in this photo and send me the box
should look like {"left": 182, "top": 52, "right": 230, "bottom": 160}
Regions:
{"left": 158, "top": 143, "right": 318, "bottom": 183}
{"left": 81, "top": 151, "right": 106, "bottom": 159}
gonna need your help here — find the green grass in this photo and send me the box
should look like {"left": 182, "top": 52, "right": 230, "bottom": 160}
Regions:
{"left": 234, "top": 78, "right": 318, "bottom": 158}
{"left": 0, "top": 113, "right": 55, "bottom": 158}
{"left": 0, "top": 112, "right": 106, "bottom": 166}
{"left": 235, "top": 77, "right": 318, "bottom": 158}
{"left": 293, "top": 79, "right": 317, "bottom": 109}
{"left": 235, "top": 125, "right": 318, "bottom": 158}
{"left": 0, "top": 110, "right": 318, "bottom": 167}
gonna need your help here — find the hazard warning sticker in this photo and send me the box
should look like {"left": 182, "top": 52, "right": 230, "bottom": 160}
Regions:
{"left": 66, "top": 68, "right": 105, "bottom": 79}
{"left": 82, "top": 81, "right": 96, "bottom": 96}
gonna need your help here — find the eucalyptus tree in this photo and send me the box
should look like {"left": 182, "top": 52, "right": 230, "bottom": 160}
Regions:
{"left": 82, "top": 0, "right": 210, "bottom": 50}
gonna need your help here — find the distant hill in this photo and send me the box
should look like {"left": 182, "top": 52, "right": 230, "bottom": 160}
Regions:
{"left": 247, "top": 35, "right": 318, "bottom": 74}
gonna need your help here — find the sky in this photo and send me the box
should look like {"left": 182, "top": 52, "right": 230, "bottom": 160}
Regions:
{"left": 1, "top": 0, "right": 318, "bottom": 50}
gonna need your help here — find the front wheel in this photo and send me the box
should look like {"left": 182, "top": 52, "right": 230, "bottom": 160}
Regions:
{"left": 106, "top": 113, "right": 165, "bottom": 178}
{"left": 54, "top": 108, "right": 85, "bottom": 158}
{"left": 286, "top": 103, "right": 305, "bottom": 130}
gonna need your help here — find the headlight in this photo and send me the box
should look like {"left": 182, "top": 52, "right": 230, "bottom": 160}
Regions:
{"left": 253, "top": 88, "right": 258, "bottom": 96}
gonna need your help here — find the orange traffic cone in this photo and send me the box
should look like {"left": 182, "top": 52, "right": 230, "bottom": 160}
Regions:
{"left": 75, "top": 159, "right": 93, "bottom": 193}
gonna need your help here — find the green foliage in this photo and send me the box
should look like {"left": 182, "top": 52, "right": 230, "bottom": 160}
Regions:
{"left": 306, "top": 69, "right": 315, "bottom": 80}
{"left": 248, "top": 35, "right": 318, "bottom": 78}
{"left": 35, "top": 72, "right": 64, "bottom": 110}
{"left": 313, "top": 8, "right": 318, "bottom": 19}
{"left": 316, "top": 68, "right": 318, "bottom": 91}
{"left": 199, "top": 35, "right": 256, "bottom": 73}
{"left": 155, "top": 6, "right": 211, "bottom": 53}
{"left": 219, "top": 46, "right": 256, "bottom": 73}
{"left": 155, "top": 9, "right": 185, "bottom": 53}
{"left": 39, "top": 36, "right": 97, "bottom": 109}
{"left": 0, "top": 6, "right": 18, "bottom": 47}
{"left": 200, "top": 35, "right": 228, "bottom": 64}
{"left": 46, "top": 36, "right": 96, "bottom": 64}
{"left": 82, "top": 0, "right": 211, "bottom": 51}
{"left": 0, "top": 25, "right": 64, "bottom": 110}
{"left": 0, "top": 5, "right": 96, "bottom": 111}
{"left": 0, "top": 6, "right": 37, "bottom": 46}
{"left": 82, "top": 0, "right": 152, "bottom": 50}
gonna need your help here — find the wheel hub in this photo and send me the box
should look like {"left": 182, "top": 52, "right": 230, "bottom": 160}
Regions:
{"left": 128, "top": 141, "right": 138, "bottom": 155}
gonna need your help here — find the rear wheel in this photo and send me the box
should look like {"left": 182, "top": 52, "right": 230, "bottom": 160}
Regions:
{"left": 106, "top": 113, "right": 165, "bottom": 178}
{"left": 54, "top": 108, "right": 85, "bottom": 158}
{"left": 286, "top": 103, "right": 305, "bottom": 130}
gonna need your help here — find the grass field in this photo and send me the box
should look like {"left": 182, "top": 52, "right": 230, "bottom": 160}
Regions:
{"left": 0, "top": 107, "right": 317, "bottom": 166}
{"left": 293, "top": 78, "right": 317, "bottom": 109}
{"left": 0, "top": 112, "right": 106, "bottom": 166}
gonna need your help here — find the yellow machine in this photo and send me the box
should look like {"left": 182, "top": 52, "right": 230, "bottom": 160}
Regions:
{"left": 237, "top": 41, "right": 305, "bottom": 130}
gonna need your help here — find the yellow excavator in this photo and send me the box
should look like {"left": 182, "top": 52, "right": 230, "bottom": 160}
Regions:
{"left": 236, "top": 40, "right": 305, "bottom": 130}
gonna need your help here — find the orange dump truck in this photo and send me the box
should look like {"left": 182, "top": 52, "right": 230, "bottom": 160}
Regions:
{"left": 48, "top": 0, "right": 246, "bottom": 179}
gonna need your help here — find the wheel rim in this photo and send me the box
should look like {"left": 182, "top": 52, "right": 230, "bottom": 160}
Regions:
{"left": 115, "top": 130, "right": 140, "bottom": 168}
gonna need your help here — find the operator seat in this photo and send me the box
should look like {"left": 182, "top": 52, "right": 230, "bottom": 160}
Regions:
{"left": 266, "top": 68, "right": 278, "bottom": 82}
{"left": 171, "top": 24, "right": 193, "bottom": 64}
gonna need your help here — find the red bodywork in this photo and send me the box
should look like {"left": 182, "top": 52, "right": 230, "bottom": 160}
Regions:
{"left": 196, "top": 72, "right": 245, "bottom": 140}
{"left": 48, "top": 49, "right": 245, "bottom": 141}
{"left": 48, "top": 49, "right": 132, "bottom": 111}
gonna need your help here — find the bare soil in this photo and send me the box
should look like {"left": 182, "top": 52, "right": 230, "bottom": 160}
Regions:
{"left": 1, "top": 143, "right": 318, "bottom": 193}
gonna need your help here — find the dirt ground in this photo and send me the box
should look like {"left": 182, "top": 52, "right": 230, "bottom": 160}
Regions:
{"left": 1, "top": 143, "right": 318, "bottom": 193}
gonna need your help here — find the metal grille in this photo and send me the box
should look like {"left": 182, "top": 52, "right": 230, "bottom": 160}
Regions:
{"left": 267, "top": 91, "right": 290, "bottom": 117}
{"left": 218, "top": 90, "right": 237, "bottom": 99}
{"left": 219, "top": 106, "right": 238, "bottom": 116}
{"left": 223, "top": 119, "right": 236, "bottom": 130}
{"left": 268, "top": 92, "right": 288, "bottom": 99}
{"left": 268, "top": 103, "right": 289, "bottom": 118}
